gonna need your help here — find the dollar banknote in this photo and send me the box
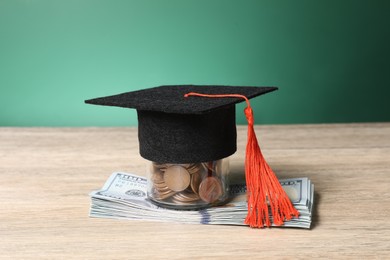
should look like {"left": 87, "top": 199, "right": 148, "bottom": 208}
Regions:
{"left": 89, "top": 172, "right": 314, "bottom": 228}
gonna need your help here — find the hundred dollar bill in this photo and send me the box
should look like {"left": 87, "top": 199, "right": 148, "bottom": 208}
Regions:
{"left": 90, "top": 172, "right": 314, "bottom": 228}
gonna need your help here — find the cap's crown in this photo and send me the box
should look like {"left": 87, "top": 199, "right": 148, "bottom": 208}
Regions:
{"left": 85, "top": 85, "right": 278, "bottom": 163}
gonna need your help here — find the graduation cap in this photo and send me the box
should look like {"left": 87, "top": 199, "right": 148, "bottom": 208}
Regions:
{"left": 85, "top": 85, "right": 299, "bottom": 227}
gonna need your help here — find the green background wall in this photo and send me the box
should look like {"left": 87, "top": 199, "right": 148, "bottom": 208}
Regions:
{"left": 1, "top": 0, "right": 389, "bottom": 126}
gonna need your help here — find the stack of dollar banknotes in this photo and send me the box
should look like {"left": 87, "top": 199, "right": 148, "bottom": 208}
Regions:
{"left": 89, "top": 172, "right": 314, "bottom": 228}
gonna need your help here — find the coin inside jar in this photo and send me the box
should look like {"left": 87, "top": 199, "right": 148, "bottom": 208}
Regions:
{"left": 163, "top": 165, "right": 191, "bottom": 192}
{"left": 172, "top": 191, "right": 199, "bottom": 203}
{"left": 198, "top": 176, "right": 223, "bottom": 203}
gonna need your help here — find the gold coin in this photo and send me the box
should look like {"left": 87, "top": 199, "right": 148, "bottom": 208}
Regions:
{"left": 157, "top": 187, "right": 173, "bottom": 195}
{"left": 190, "top": 173, "right": 202, "bottom": 194}
{"left": 153, "top": 189, "right": 176, "bottom": 200}
{"left": 172, "top": 191, "right": 199, "bottom": 203}
{"left": 153, "top": 181, "right": 168, "bottom": 190}
{"left": 163, "top": 165, "right": 191, "bottom": 192}
{"left": 186, "top": 163, "right": 198, "bottom": 174}
{"left": 198, "top": 176, "right": 223, "bottom": 203}
{"left": 190, "top": 166, "right": 207, "bottom": 194}
{"left": 189, "top": 163, "right": 205, "bottom": 175}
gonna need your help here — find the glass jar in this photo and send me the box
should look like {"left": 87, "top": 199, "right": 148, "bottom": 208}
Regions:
{"left": 146, "top": 158, "right": 230, "bottom": 209}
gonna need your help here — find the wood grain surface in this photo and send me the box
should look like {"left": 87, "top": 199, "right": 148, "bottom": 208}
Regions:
{"left": 1, "top": 124, "right": 389, "bottom": 259}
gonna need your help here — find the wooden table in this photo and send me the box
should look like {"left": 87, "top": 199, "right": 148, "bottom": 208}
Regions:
{"left": 1, "top": 124, "right": 389, "bottom": 259}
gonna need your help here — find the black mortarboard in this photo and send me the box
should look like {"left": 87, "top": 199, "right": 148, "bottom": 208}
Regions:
{"left": 85, "top": 85, "right": 277, "bottom": 163}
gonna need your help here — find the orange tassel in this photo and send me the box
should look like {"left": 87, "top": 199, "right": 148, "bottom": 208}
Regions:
{"left": 184, "top": 92, "right": 299, "bottom": 228}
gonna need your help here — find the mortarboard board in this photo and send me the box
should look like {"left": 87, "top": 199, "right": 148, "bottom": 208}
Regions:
{"left": 85, "top": 85, "right": 277, "bottom": 163}
{"left": 85, "top": 85, "right": 299, "bottom": 228}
